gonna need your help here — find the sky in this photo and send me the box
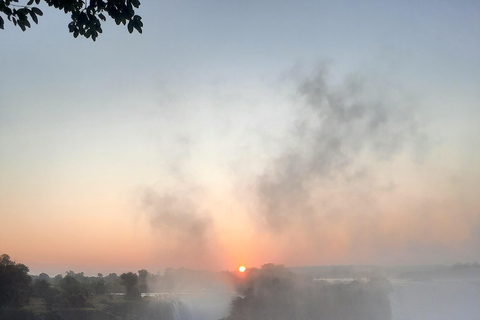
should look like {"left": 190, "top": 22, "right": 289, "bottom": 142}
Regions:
{"left": 1, "top": 0, "right": 479, "bottom": 276}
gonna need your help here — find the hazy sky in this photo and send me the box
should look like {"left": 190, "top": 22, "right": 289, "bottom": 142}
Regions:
{"left": 1, "top": 0, "right": 479, "bottom": 275}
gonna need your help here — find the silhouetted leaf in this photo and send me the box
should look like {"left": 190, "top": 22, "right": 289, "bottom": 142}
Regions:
{"left": 0, "top": 17, "right": 4, "bottom": 30}
{"left": 30, "top": 11, "right": 38, "bottom": 24}
{"left": 17, "top": 8, "right": 29, "bottom": 16}
{"left": 133, "top": 23, "right": 142, "bottom": 34}
{"left": 126, "top": 3, "right": 134, "bottom": 18}
{"left": 78, "top": 12, "right": 87, "bottom": 24}
{"left": 131, "top": 0, "right": 141, "bottom": 8}
{"left": 32, "top": 7, "right": 43, "bottom": 16}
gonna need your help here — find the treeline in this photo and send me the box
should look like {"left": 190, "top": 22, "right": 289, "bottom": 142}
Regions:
{"left": 397, "top": 262, "right": 480, "bottom": 281}
{"left": 0, "top": 254, "right": 148, "bottom": 311}
{"left": 2, "top": 254, "right": 395, "bottom": 320}
{"left": 0, "top": 253, "right": 231, "bottom": 316}
{"left": 225, "top": 264, "right": 392, "bottom": 320}
{"left": 29, "top": 271, "right": 145, "bottom": 308}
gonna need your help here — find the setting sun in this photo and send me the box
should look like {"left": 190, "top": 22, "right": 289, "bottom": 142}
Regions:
{"left": 238, "top": 265, "right": 246, "bottom": 272}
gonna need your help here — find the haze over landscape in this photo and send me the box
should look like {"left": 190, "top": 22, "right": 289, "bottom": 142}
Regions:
{"left": 1, "top": 0, "right": 480, "bottom": 276}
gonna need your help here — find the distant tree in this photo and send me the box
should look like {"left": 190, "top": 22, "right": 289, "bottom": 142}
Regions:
{"left": 225, "top": 264, "right": 392, "bottom": 320}
{"left": 105, "top": 272, "right": 118, "bottom": 281}
{"left": 0, "top": 0, "right": 143, "bottom": 41}
{"left": 229, "top": 264, "right": 296, "bottom": 320}
{"left": 0, "top": 254, "right": 32, "bottom": 308}
{"left": 32, "top": 278, "right": 59, "bottom": 310}
{"left": 52, "top": 274, "right": 63, "bottom": 289}
{"left": 163, "top": 267, "right": 176, "bottom": 291}
{"left": 38, "top": 272, "right": 50, "bottom": 281}
{"left": 59, "top": 275, "right": 87, "bottom": 307}
{"left": 105, "top": 272, "right": 123, "bottom": 293}
{"left": 120, "top": 272, "right": 140, "bottom": 300}
{"left": 66, "top": 270, "right": 85, "bottom": 281}
{"left": 138, "top": 269, "right": 149, "bottom": 293}
{"left": 93, "top": 279, "right": 107, "bottom": 295}
{"left": 32, "top": 279, "right": 51, "bottom": 298}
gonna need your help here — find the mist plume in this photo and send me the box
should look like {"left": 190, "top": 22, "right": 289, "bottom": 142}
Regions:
{"left": 141, "top": 188, "right": 221, "bottom": 269}
{"left": 256, "top": 67, "right": 426, "bottom": 233}
{"left": 247, "top": 66, "right": 480, "bottom": 265}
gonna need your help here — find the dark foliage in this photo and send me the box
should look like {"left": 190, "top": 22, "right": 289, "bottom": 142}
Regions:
{"left": 0, "top": 0, "right": 142, "bottom": 41}
{"left": 120, "top": 272, "right": 141, "bottom": 300}
{"left": 0, "top": 254, "right": 32, "bottom": 308}
{"left": 137, "top": 269, "right": 149, "bottom": 293}
{"left": 59, "top": 275, "right": 87, "bottom": 307}
{"left": 32, "top": 279, "right": 59, "bottom": 310}
{"left": 93, "top": 279, "right": 107, "bottom": 295}
{"left": 226, "top": 264, "right": 392, "bottom": 320}
{"left": 32, "top": 279, "right": 51, "bottom": 297}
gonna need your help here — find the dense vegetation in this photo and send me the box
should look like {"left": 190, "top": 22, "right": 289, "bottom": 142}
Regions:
{"left": 0, "top": 254, "right": 32, "bottom": 308}
{"left": 0, "top": 254, "right": 421, "bottom": 320}
{"left": 225, "top": 264, "right": 392, "bottom": 320}
{"left": 0, "top": 254, "right": 233, "bottom": 319}
{"left": 0, "top": 254, "right": 150, "bottom": 319}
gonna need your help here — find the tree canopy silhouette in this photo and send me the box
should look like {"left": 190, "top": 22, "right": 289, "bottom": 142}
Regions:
{"left": 120, "top": 272, "right": 141, "bottom": 300}
{"left": 0, "top": 254, "right": 32, "bottom": 307}
{"left": 0, "top": 0, "right": 142, "bottom": 41}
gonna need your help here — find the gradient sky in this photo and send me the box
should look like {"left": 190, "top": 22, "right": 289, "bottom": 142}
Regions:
{"left": 1, "top": 0, "right": 479, "bottom": 275}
